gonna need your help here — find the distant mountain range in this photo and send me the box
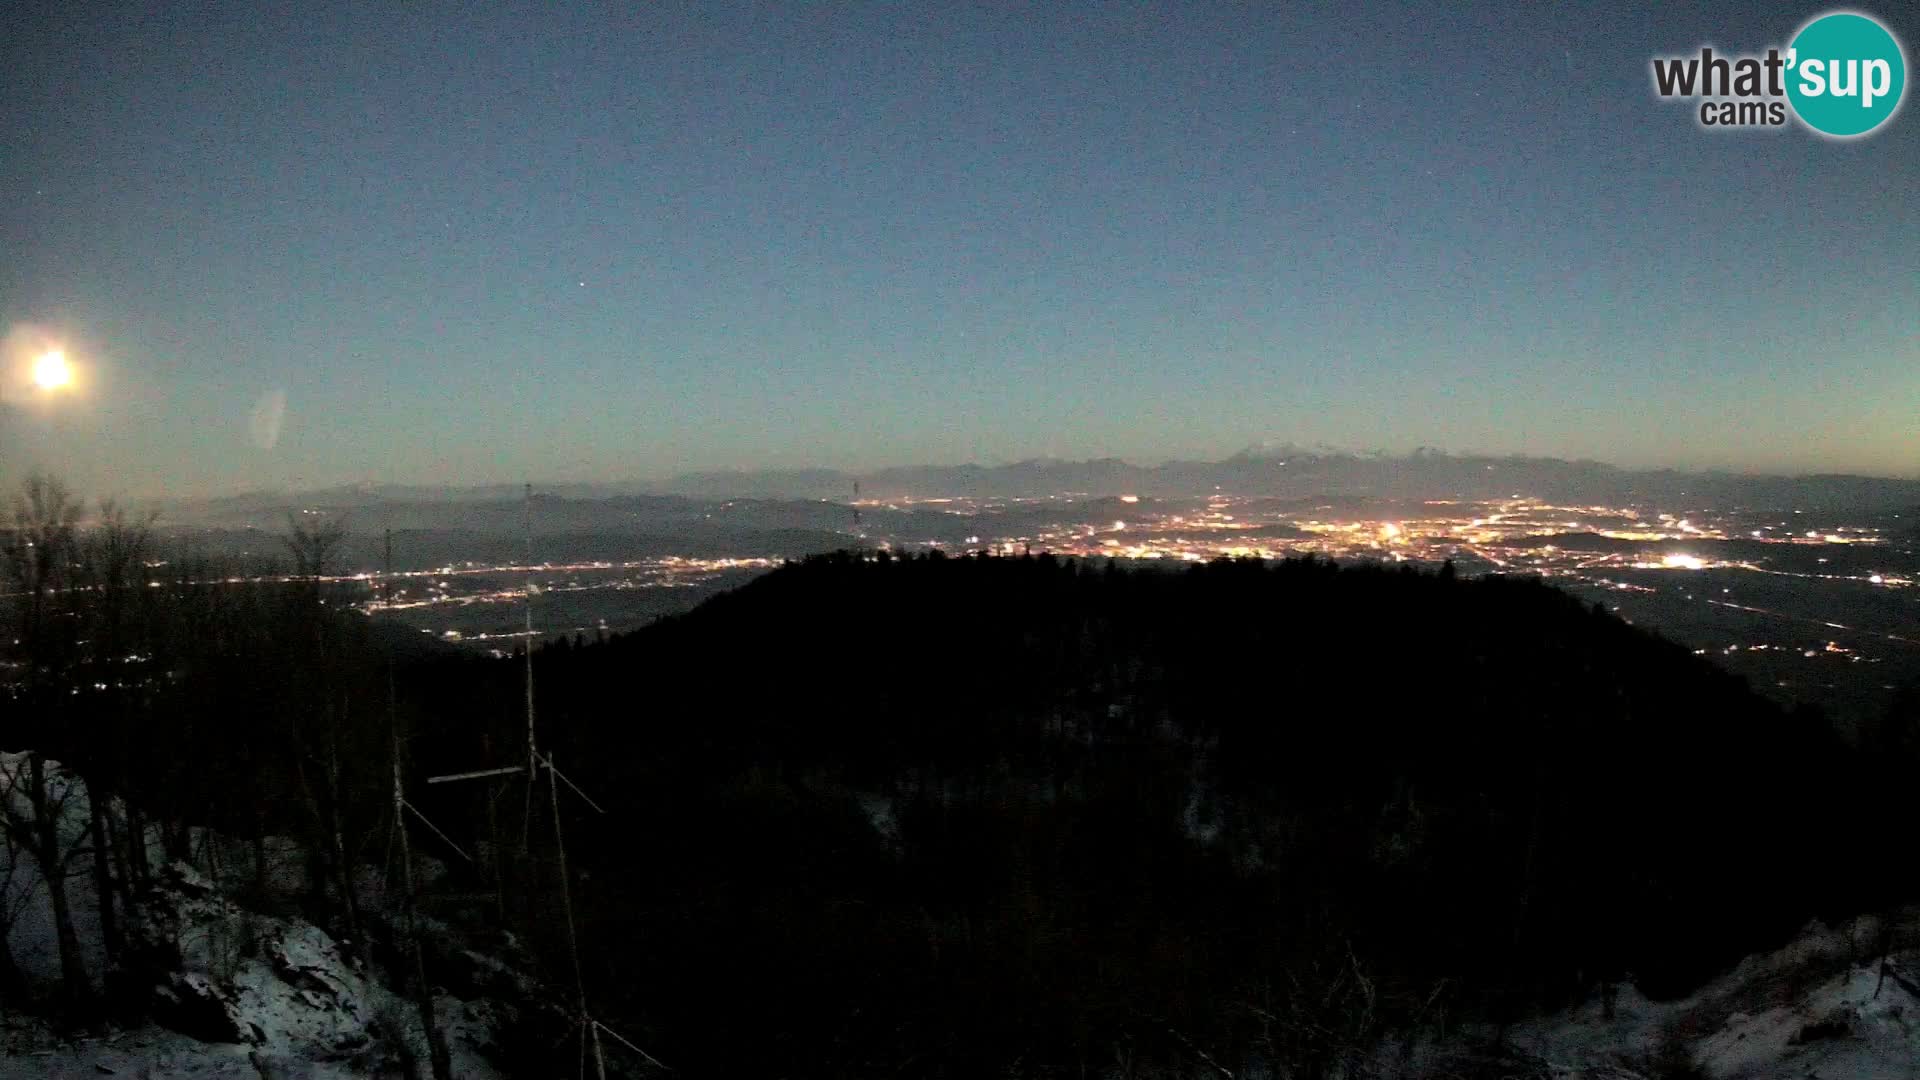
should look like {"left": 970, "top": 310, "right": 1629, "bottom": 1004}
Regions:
{"left": 162, "top": 451, "right": 1920, "bottom": 527}
{"left": 663, "top": 450, "right": 1920, "bottom": 512}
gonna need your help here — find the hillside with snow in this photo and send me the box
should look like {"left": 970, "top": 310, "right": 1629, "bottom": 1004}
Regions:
{"left": 1, "top": 753, "right": 523, "bottom": 1078}
{"left": 7, "top": 549, "right": 1919, "bottom": 1077}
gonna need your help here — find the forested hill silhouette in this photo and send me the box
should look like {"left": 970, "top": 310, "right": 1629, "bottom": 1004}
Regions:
{"left": 409, "top": 552, "right": 1908, "bottom": 1077}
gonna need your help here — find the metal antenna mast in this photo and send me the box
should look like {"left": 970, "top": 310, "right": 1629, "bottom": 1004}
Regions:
{"left": 524, "top": 481, "right": 537, "bottom": 829}
{"left": 423, "top": 483, "right": 663, "bottom": 1076}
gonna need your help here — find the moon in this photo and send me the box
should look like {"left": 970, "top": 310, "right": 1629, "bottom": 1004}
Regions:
{"left": 32, "top": 349, "right": 72, "bottom": 391}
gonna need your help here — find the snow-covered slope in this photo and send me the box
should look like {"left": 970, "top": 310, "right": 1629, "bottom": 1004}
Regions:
{"left": 2, "top": 752, "right": 517, "bottom": 1079}
{"left": 10, "top": 751, "right": 1917, "bottom": 1079}
{"left": 1507, "top": 915, "right": 1920, "bottom": 1079}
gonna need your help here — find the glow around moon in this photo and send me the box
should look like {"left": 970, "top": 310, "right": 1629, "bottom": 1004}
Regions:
{"left": 32, "top": 349, "right": 74, "bottom": 391}
{"left": 3, "top": 325, "right": 90, "bottom": 406}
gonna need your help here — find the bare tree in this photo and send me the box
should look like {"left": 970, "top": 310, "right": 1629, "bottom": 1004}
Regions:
{"left": 282, "top": 513, "right": 348, "bottom": 585}
{"left": 70, "top": 500, "right": 161, "bottom": 985}
{"left": 1, "top": 476, "right": 94, "bottom": 1012}
{"left": 0, "top": 752, "right": 96, "bottom": 1012}
{"left": 5, "top": 474, "right": 82, "bottom": 678}
{"left": 279, "top": 513, "right": 372, "bottom": 965}
{"left": 0, "top": 759, "right": 39, "bottom": 1002}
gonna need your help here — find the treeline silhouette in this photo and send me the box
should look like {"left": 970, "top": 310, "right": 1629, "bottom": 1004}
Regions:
{"left": 408, "top": 549, "right": 1918, "bottom": 1077}
{"left": 6, "top": 474, "right": 1918, "bottom": 1078}
{"left": 0, "top": 476, "right": 424, "bottom": 1041}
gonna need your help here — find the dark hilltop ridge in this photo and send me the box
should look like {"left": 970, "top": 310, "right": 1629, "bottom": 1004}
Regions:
{"left": 400, "top": 551, "right": 1915, "bottom": 1077}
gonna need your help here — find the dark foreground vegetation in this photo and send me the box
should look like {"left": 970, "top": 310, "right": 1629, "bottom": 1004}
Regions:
{"left": 454, "top": 550, "right": 1919, "bottom": 1076}
{"left": 6, "top": 473, "right": 1919, "bottom": 1077}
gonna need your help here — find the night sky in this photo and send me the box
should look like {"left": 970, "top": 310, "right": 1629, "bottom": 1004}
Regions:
{"left": 3, "top": 2, "right": 1915, "bottom": 497}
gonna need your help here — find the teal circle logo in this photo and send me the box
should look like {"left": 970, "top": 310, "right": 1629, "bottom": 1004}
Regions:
{"left": 1786, "top": 12, "right": 1907, "bottom": 137}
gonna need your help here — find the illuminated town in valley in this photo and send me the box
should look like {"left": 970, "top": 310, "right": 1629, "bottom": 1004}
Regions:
{"left": 357, "top": 555, "right": 779, "bottom": 647}
{"left": 873, "top": 492, "right": 1914, "bottom": 725}
{"left": 197, "top": 481, "right": 1907, "bottom": 734}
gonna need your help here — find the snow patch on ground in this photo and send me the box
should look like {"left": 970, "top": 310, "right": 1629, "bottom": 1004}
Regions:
{"left": 2, "top": 752, "right": 514, "bottom": 1079}
{"left": 127, "top": 854, "right": 507, "bottom": 1077}
{"left": 1507, "top": 914, "right": 1920, "bottom": 1080}
{"left": 1, "top": 862, "right": 510, "bottom": 1079}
